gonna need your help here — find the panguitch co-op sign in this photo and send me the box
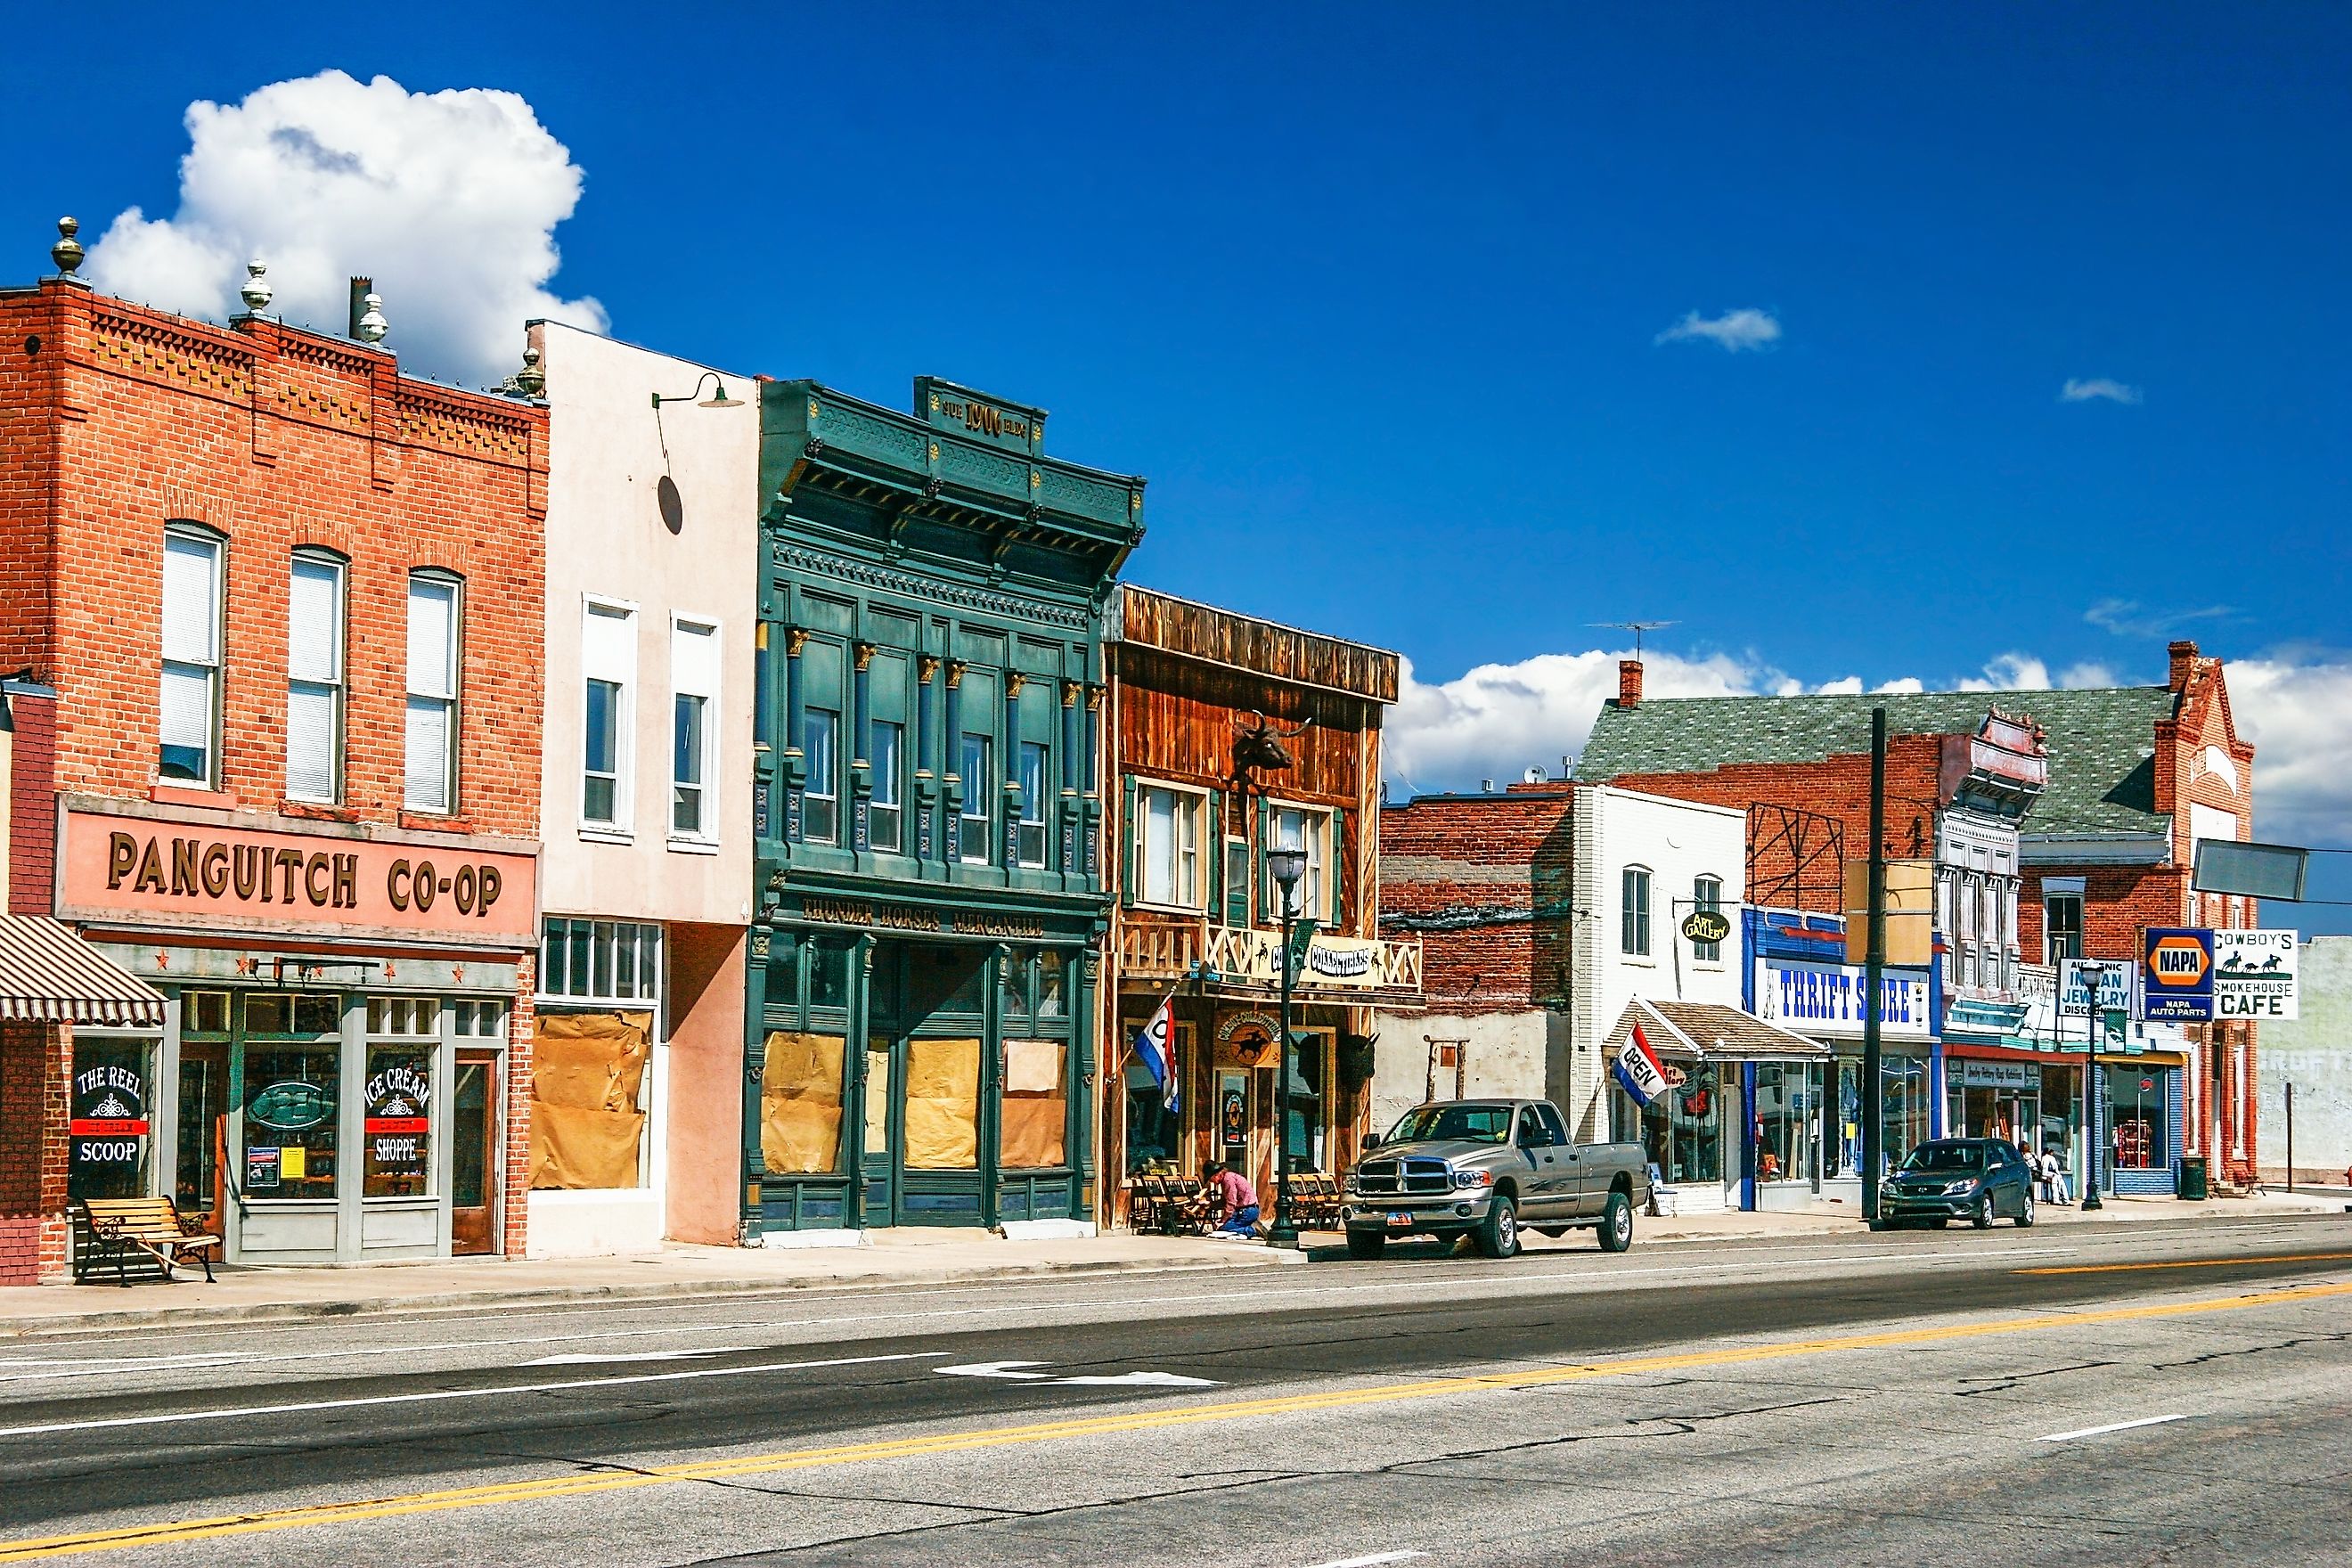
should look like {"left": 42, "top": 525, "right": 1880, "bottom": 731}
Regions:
{"left": 57, "top": 804, "right": 537, "bottom": 947}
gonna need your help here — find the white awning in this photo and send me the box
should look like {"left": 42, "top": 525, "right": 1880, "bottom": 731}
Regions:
{"left": 0, "top": 916, "right": 167, "bottom": 1026}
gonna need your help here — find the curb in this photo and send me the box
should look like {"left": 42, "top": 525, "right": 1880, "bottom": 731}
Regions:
{"left": 0, "top": 1248, "right": 1304, "bottom": 1339}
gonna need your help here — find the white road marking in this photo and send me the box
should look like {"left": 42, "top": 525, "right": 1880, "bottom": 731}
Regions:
{"left": 0, "top": 1351, "right": 946, "bottom": 1440}
{"left": 522, "top": 1348, "right": 748, "bottom": 1367}
{"left": 1300, "top": 1552, "right": 1428, "bottom": 1568}
{"left": 0, "top": 1245, "right": 2087, "bottom": 1381}
{"left": 935, "top": 1360, "right": 1221, "bottom": 1388}
{"left": 2038, "top": 1413, "right": 2193, "bottom": 1442}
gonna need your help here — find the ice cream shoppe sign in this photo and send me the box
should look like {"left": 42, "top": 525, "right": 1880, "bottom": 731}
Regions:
{"left": 57, "top": 803, "right": 536, "bottom": 947}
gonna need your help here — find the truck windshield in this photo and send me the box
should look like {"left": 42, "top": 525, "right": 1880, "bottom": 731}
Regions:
{"left": 1386, "top": 1105, "right": 1512, "bottom": 1145}
{"left": 1900, "top": 1143, "right": 1984, "bottom": 1173}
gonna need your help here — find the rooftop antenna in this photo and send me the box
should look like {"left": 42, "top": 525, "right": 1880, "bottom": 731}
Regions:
{"left": 1590, "top": 619, "right": 1676, "bottom": 658}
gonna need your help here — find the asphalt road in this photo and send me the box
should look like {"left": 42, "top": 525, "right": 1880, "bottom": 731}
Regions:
{"left": 2, "top": 1214, "right": 2348, "bottom": 1565}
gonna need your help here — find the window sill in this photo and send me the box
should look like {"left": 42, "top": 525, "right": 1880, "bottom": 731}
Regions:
{"left": 1131, "top": 900, "right": 1209, "bottom": 918}
{"left": 150, "top": 782, "right": 237, "bottom": 810}
{"left": 1620, "top": 954, "right": 1658, "bottom": 968}
{"left": 279, "top": 800, "right": 359, "bottom": 821}
{"left": 666, "top": 836, "right": 720, "bottom": 856}
{"left": 578, "top": 825, "right": 635, "bottom": 845}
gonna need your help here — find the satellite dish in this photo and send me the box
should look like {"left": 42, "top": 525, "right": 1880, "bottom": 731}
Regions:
{"left": 657, "top": 475, "right": 684, "bottom": 535}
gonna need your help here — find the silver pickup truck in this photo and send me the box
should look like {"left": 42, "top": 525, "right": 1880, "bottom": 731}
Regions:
{"left": 1341, "top": 1098, "right": 1651, "bottom": 1260}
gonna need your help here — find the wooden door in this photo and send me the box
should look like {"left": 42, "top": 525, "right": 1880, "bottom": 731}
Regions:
{"left": 450, "top": 1052, "right": 500, "bottom": 1255}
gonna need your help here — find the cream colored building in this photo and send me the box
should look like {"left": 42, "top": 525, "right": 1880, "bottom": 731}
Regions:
{"left": 527, "top": 323, "right": 759, "bottom": 1256}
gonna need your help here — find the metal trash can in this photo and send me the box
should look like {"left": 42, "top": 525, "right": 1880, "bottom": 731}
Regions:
{"left": 2178, "top": 1155, "right": 2209, "bottom": 1202}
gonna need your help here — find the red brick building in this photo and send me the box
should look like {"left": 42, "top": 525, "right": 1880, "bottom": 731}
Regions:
{"left": 1579, "top": 643, "right": 2261, "bottom": 1188}
{"left": 0, "top": 235, "right": 547, "bottom": 1275}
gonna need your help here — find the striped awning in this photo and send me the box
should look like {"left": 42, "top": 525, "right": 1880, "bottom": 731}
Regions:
{"left": 0, "top": 916, "right": 167, "bottom": 1026}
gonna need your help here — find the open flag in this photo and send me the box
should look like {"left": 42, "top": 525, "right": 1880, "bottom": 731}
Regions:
{"left": 1131, "top": 992, "right": 1179, "bottom": 1115}
{"left": 1612, "top": 1021, "right": 1669, "bottom": 1107}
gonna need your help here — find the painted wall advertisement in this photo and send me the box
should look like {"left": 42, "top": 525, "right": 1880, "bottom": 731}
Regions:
{"left": 2214, "top": 929, "right": 2299, "bottom": 1020}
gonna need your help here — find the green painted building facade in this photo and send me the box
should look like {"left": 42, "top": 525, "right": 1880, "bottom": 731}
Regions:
{"left": 747, "top": 378, "right": 1143, "bottom": 1232}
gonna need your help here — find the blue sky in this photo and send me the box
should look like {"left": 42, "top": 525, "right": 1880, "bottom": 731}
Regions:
{"left": 6, "top": 4, "right": 2348, "bottom": 920}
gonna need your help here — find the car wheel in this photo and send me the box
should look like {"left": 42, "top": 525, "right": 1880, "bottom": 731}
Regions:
{"left": 1597, "top": 1190, "right": 1634, "bottom": 1253}
{"left": 1474, "top": 1195, "right": 1520, "bottom": 1259}
{"left": 2015, "top": 1189, "right": 2036, "bottom": 1229}
{"left": 1972, "top": 1193, "right": 1995, "bottom": 1229}
{"left": 1344, "top": 1230, "right": 1386, "bottom": 1260}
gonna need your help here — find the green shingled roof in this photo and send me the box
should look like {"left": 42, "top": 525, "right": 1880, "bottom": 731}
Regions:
{"left": 1576, "top": 685, "right": 2180, "bottom": 837}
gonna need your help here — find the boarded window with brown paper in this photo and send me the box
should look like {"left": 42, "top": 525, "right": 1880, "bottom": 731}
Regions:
{"left": 761, "top": 1032, "right": 846, "bottom": 1175}
{"left": 903, "top": 1037, "right": 981, "bottom": 1170}
{"left": 530, "top": 1010, "right": 651, "bottom": 1189}
{"left": 1000, "top": 1039, "right": 1066, "bottom": 1169}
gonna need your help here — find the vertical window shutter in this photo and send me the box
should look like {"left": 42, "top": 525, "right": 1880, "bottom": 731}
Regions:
{"left": 1206, "top": 789, "right": 1224, "bottom": 917}
{"left": 673, "top": 619, "right": 718, "bottom": 698}
{"left": 407, "top": 579, "right": 457, "bottom": 698}
{"left": 1329, "top": 807, "right": 1347, "bottom": 927}
{"left": 1119, "top": 773, "right": 1137, "bottom": 908}
{"left": 161, "top": 534, "right": 218, "bottom": 663}
{"left": 288, "top": 559, "right": 340, "bottom": 683}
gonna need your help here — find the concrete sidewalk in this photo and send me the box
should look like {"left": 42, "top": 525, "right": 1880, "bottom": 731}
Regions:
{"left": 1634, "top": 1185, "right": 2352, "bottom": 1245}
{"left": 0, "top": 1228, "right": 1299, "bottom": 1337}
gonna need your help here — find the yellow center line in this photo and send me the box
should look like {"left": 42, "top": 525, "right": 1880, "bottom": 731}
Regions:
{"left": 5, "top": 1276, "right": 2348, "bottom": 1561}
{"left": 2016, "top": 1251, "right": 2352, "bottom": 1276}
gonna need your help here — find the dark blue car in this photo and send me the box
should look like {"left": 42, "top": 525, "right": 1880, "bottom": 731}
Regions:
{"left": 1874, "top": 1137, "right": 2036, "bottom": 1229}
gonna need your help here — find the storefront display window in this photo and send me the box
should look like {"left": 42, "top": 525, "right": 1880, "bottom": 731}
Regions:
{"left": 1626, "top": 1067, "right": 1721, "bottom": 1186}
{"left": 1123, "top": 1055, "right": 1180, "bottom": 1172}
{"left": 2109, "top": 1069, "right": 2170, "bottom": 1171}
{"left": 531, "top": 1011, "right": 651, "bottom": 1189}
{"left": 1879, "top": 1056, "right": 1931, "bottom": 1175}
{"left": 243, "top": 1041, "right": 339, "bottom": 1201}
{"left": 1286, "top": 1034, "right": 1329, "bottom": 1173}
{"left": 244, "top": 992, "right": 340, "bottom": 1036}
{"left": 363, "top": 1047, "right": 433, "bottom": 1197}
{"left": 68, "top": 1038, "right": 154, "bottom": 1202}
{"left": 1754, "top": 1063, "right": 1818, "bottom": 1184}
{"left": 761, "top": 1031, "right": 845, "bottom": 1175}
{"left": 1001, "top": 1040, "right": 1067, "bottom": 1169}
{"left": 904, "top": 1037, "right": 982, "bottom": 1170}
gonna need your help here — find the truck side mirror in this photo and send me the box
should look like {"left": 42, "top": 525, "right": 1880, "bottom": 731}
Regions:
{"left": 1362, "top": 1131, "right": 1381, "bottom": 1150}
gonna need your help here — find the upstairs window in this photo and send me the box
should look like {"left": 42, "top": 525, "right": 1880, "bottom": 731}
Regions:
{"left": 2045, "top": 893, "right": 2084, "bottom": 964}
{"left": 581, "top": 601, "right": 634, "bottom": 829}
{"left": 1270, "top": 805, "right": 1329, "bottom": 922}
{"left": 804, "top": 707, "right": 840, "bottom": 845}
{"left": 1136, "top": 785, "right": 1204, "bottom": 909}
{"left": 959, "top": 733, "right": 994, "bottom": 864}
{"left": 1017, "top": 742, "right": 1049, "bottom": 869}
{"left": 870, "top": 720, "right": 905, "bottom": 853}
{"left": 1621, "top": 866, "right": 1653, "bottom": 956}
{"left": 1691, "top": 874, "right": 1723, "bottom": 961}
{"left": 286, "top": 551, "right": 346, "bottom": 803}
{"left": 671, "top": 617, "right": 718, "bottom": 840}
{"left": 159, "top": 526, "right": 224, "bottom": 785}
{"left": 404, "top": 573, "right": 461, "bottom": 813}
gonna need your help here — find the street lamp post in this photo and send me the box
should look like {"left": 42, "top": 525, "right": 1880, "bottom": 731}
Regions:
{"left": 2078, "top": 960, "right": 2107, "bottom": 1212}
{"left": 1265, "top": 843, "right": 1310, "bottom": 1251}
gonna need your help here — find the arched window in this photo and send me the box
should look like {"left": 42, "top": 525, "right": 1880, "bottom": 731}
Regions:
{"left": 287, "top": 549, "right": 347, "bottom": 803}
{"left": 159, "top": 523, "right": 225, "bottom": 786}
{"left": 1691, "top": 874, "right": 1724, "bottom": 961}
{"left": 1621, "top": 866, "right": 1653, "bottom": 957}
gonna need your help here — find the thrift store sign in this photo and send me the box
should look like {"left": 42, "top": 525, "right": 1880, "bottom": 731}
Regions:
{"left": 1755, "top": 959, "right": 1931, "bottom": 1040}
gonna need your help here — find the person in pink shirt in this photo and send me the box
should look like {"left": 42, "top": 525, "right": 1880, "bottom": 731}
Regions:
{"left": 1205, "top": 1161, "right": 1260, "bottom": 1238}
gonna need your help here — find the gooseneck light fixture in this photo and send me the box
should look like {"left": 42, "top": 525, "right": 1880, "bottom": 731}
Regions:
{"left": 650, "top": 372, "right": 743, "bottom": 411}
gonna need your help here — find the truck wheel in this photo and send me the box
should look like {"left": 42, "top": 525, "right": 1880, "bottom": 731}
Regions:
{"left": 1597, "top": 1190, "right": 1634, "bottom": 1253}
{"left": 1344, "top": 1230, "right": 1386, "bottom": 1260}
{"left": 1474, "top": 1195, "right": 1520, "bottom": 1259}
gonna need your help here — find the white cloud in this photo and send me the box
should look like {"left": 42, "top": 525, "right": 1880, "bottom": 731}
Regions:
{"left": 1874, "top": 677, "right": 1925, "bottom": 694}
{"left": 2085, "top": 598, "right": 2234, "bottom": 639}
{"left": 1654, "top": 307, "right": 1782, "bottom": 352}
{"left": 2060, "top": 377, "right": 2142, "bottom": 404}
{"left": 2224, "top": 657, "right": 2352, "bottom": 847}
{"left": 86, "top": 70, "right": 605, "bottom": 386}
{"left": 1813, "top": 676, "right": 1865, "bottom": 695}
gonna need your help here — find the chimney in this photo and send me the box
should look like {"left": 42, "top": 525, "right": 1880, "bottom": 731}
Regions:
{"left": 1617, "top": 658, "right": 1644, "bottom": 708}
{"left": 2168, "top": 641, "right": 2200, "bottom": 692}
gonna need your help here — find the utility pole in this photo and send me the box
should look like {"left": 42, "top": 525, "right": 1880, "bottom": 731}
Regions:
{"left": 2285, "top": 1081, "right": 2295, "bottom": 1195}
{"left": 1861, "top": 706, "right": 1887, "bottom": 1225}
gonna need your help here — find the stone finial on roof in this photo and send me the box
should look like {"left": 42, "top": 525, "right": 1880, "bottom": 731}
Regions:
{"left": 238, "top": 259, "right": 273, "bottom": 315}
{"left": 51, "top": 216, "right": 85, "bottom": 282}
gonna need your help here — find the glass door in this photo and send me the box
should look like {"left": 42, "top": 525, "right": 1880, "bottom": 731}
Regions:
{"left": 450, "top": 1052, "right": 499, "bottom": 1254}
{"left": 862, "top": 1036, "right": 898, "bottom": 1227}
{"left": 176, "top": 1041, "right": 231, "bottom": 1229}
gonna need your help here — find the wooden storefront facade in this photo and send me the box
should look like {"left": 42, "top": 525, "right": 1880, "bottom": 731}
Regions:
{"left": 1104, "top": 587, "right": 1420, "bottom": 1225}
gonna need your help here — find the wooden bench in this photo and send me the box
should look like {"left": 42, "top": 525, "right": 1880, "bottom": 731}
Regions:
{"left": 71, "top": 1197, "right": 220, "bottom": 1286}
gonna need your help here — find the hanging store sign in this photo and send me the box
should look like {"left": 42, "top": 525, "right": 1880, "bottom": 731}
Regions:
{"left": 60, "top": 804, "right": 537, "bottom": 947}
{"left": 69, "top": 1059, "right": 150, "bottom": 1165}
{"left": 2138, "top": 927, "right": 2215, "bottom": 1023}
{"left": 1679, "top": 909, "right": 1733, "bottom": 945}
{"left": 1753, "top": 959, "right": 1930, "bottom": 1040}
{"left": 2213, "top": 929, "right": 2299, "bottom": 1020}
{"left": 1224, "top": 931, "right": 1397, "bottom": 990}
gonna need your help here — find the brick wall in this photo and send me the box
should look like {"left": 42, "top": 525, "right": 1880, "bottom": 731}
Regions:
{"left": 0, "top": 1020, "right": 69, "bottom": 1285}
{"left": 1379, "top": 787, "right": 1575, "bottom": 1013}
{"left": 6, "top": 688, "right": 55, "bottom": 916}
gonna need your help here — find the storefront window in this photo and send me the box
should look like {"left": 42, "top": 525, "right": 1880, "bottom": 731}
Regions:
{"left": 244, "top": 992, "right": 340, "bottom": 1036}
{"left": 904, "top": 1036, "right": 982, "bottom": 1170}
{"left": 69, "top": 1038, "right": 154, "bottom": 1202}
{"left": 1124, "top": 1055, "right": 1180, "bottom": 1172}
{"left": 1037, "top": 951, "right": 1067, "bottom": 1016}
{"left": 1754, "top": 1063, "right": 1818, "bottom": 1184}
{"left": 1620, "top": 1067, "right": 1721, "bottom": 1186}
{"left": 1879, "top": 1056, "right": 1930, "bottom": 1175}
{"left": 2109, "top": 1069, "right": 2169, "bottom": 1171}
{"left": 363, "top": 1047, "right": 432, "bottom": 1197}
{"left": 1001, "top": 1040, "right": 1067, "bottom": 1169}
{"left": 243, "top": 1041, "right": 339, "bottom": 1201}
{"left": 531, "top": 1011, "right": 651, "bottom": 1189}
{"left": 1286, "top": 1034, "right": 1328, "bottom": 1172}
{"left": 760, "top": 1031, "right": 845, "bottom": 1175}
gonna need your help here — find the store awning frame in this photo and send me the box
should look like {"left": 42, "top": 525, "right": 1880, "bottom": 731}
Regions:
{"left": 1604, "top": 997, "right": 1833, "bottom": 1064}
{"left": 0, "top": 916, "right": 167, "bottom": 1026}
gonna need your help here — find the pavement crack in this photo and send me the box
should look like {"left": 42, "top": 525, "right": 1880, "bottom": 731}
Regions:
{"left": 1952, "top": 1360, "right": 2118, "bottom": 1396}
{"left": 2145, "top": 1331, "right": 2352, "bottom": 1370}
